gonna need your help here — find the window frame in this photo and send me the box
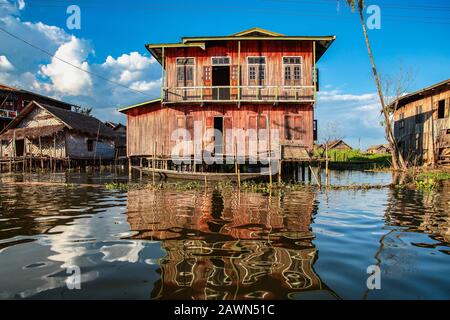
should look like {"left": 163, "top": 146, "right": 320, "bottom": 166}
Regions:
{"left": 176, "top": 57, "right": 196, "bottom": 87}
{"left": 284, "top": 114, "right": 303, "bottom": 140}
{"left": 438, "top": 99, "right": 446, "bottom": 119}
{"left": 282, "top": 56, "right": 303, "bottom": 86}
{"left": 247, "top": 56, "right": 267, "bottom": 86}
{"left": 211, "top": 56, "right": 231, "bottom": 66}
{"left": 87, "top": 139, "right": 94, "bottom": 152}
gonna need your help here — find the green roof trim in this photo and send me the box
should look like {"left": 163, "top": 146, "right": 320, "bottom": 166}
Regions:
{"left": 117, "top": 98, "right": 161, "bottom": 113}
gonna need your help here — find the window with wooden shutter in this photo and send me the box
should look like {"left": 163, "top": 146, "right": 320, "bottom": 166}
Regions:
{"left": 294, "top": 116, "right": 302, "bottom": 140}
{"left": 247, "top": 57, "right": 266, "bottom": 85}
{"left": 284, "top": 115, "right": 303, "bottom": 140}
{"left": 231, "top": 65, "right": 238, "bottom": 81}
{"left": 283, "top": 56, "right": 302, "bottom": 86}
{"left": 176, "top": 57, "right": 195, "bottom": 87}
{"left": 203, "top": 66, "right": 211, "bottom": 82}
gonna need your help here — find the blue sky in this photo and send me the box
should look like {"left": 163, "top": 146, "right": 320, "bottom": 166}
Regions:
{"left": 0, "top": 0, "right": 449, "bottom": 149}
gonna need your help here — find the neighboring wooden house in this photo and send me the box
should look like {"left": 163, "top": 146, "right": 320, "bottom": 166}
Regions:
{"left": 0, "top": 101, "right": 116, "bottom": 169}
{"left": 119, "top": 28, "right": 335, "bottom": 173}
{"left": 392, "top": 79, "right": 450, "bottom": 166}
{"left": 105, "top": 121, "right": 127, "bottom": 159}
{"left": 0, "top": 84, "right": 76, "bottom": 131}
{"left": 319, "top": 139, "right": 352, "bottom": 151}
{"left": 367, "top": 144, "right": 391, "bottom": 154}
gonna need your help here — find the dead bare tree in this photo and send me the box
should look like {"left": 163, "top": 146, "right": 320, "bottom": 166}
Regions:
{"left": 381, "top": 67, "right": 415, "bottom": 168}
{"left": 345, "top": 0, "right": 408, "bottom": 170}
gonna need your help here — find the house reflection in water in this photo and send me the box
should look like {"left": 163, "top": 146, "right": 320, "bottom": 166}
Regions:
{"left": 126, "top": 188, "right": 335, "bottom": 300}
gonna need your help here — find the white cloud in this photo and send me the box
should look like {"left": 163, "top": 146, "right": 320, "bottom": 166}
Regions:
{"left": 0, "top": 55, "right": 14, "bottom": 71}
{"left": 17, "top": 0, "right": 25, "bottom": 10}
{"left": 0, "top": 1, "right": 161, "bottom": 123}
{"left": 129, "top": 79, "right": 161, "bottom": 91}
{"left": 40, "top": 36, "right": 93, "bottom": 96}
{"left": 316, "top": 88, "right": 386, "bottom": 149}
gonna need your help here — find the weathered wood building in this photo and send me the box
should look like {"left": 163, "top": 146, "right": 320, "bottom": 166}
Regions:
{"left": 119, "top": 28, "right": 335, "bottom": 174}
{"left": 392, "top": 79, "right": 450, "bottom": 166}
{"left": 0, "top": 84, "right": 75, "bottom": 131}
{"left": 105, "top": 121, "right": 127, "bottom": 159}
{"left": 0, "top": 101, "right": 116, "bottom": 171}
{"left": 319, "top": 139, "right": 352, "bottom": 151}
{"left": 367, "top": 144, "right": 390, "bottom": 155}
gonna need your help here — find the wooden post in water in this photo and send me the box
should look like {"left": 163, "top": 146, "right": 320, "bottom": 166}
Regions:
{"left": 234, "top": 139, "right": 241, "bottom": 188}
{"left": 152, "top": 142, "right": 156, "bottom": 185}
{"left": 39, "top": 136, "right": 43, "bottom": 171}
{"left": 307, "top": 163, "right": 312, "bottom": 183}
{"left": 29, "top": 141, "right": 32, "bottom": 174}
{"left": 301, "top": 162, "right": 305, "bottom": 182}
{"left": 139, "top": 157, "right": 143, "bottom": 181}
{"left": 278, "top": 159, "right": 282, "bottom": 184}
{"left": 128, "top": 157, "right": 132, "bottom": 178}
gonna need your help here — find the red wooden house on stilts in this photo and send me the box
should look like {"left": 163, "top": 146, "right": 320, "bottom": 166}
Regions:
{"left": 119, "top": 28, "right": 335, "bottom": 179}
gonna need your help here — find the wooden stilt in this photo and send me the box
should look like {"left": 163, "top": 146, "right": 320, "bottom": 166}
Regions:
{"left": 152, "top": 142, "right": 156, "bottom": 185}
{"left": 278, "top": 159, "right": 282, "bottom": 184}
{"left": 301, "top": 162, "right": 305, "bottom": 182}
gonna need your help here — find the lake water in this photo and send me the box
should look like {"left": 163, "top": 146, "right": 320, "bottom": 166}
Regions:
{"left": 0, "top": 170, "right": 449, "bottom": 299}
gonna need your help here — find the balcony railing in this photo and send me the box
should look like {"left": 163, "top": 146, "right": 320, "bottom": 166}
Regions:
{"left": 0, "top": 109, "right": 18, "bottom": 119}
{"left": 162, "top": 85, "right": 315, "bottom": 104}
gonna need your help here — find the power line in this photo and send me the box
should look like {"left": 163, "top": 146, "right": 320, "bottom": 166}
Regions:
{"left": 0, "top": 26, "right": 159, "bottom": 98}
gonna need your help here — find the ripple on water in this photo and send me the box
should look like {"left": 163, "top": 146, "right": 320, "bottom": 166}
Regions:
{"left": 0, "top": 171, "right": 449, "bottom": 299}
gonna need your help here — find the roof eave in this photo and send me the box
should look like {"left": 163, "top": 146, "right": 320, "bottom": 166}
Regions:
{"left": 117, "top": 98, "right": 162, "bottom": 113}
{"left": 392, "top": 78, "right": 450, "bottom": 110}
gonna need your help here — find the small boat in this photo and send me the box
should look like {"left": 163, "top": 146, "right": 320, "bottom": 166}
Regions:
{"left": 133, "top": 167, "right": 264, "bottom": 182}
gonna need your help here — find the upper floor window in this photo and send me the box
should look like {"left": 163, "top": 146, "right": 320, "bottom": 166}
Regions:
{"left": 212, "top": 57, "right": 230, "bottom": 66}
{"left": 247, "top": 56, "right": 266, "bottom": 85}
{"left": 283, "top": 56, "right": 302, "bottom": 85}
{"left": 176, "top": 57, "right": 195, "bottom": 87}
{"left": 87, "top": 139, "right": 94, "bottom": 152}
{"left": 438, "top": 100, "right": 446, "bottom": 119}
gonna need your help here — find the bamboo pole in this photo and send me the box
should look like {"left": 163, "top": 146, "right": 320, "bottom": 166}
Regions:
{"left": 313, "top": 41, "right": 317, "bottom": 105}
{"left": 161, "top": 47, "right": 165, "bottom": 101}
{"left": 235, "top": 139, "right": 240, "bottom": 188}
{"left": 237, "top": 41, "right": 241, "bottom": 104}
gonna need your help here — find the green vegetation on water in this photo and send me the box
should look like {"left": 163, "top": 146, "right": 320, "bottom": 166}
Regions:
{"left": 315, "top": 149, "right": 391, "bottom": 166}
{"left": 411, "top": 170, "right": 450, "bottom": 191}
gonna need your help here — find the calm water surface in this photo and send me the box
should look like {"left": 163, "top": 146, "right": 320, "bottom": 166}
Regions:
{"left": 0, "top": 170, "right": 449, "bottom": 299}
